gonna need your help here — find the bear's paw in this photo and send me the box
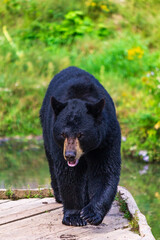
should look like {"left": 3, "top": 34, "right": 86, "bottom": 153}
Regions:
{"left": 62, "top": 211, "right": 87, "bottom": 226}
{"left": 81, "top": 204, "right": 103, "bottom": 225}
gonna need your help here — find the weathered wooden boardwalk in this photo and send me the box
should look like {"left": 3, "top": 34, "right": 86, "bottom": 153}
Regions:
{"left": 0, "top": 187, "right": 155, "bottom": 240}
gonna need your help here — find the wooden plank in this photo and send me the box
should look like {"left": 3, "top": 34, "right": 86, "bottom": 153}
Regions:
{"left": 0, "top": 201, "right": 129, "bottom": 240}
{"left": 0, "top": 208, "right": 67, "bottom": 240}
{"left": 77, "top": 228, "right": 141, "bottom": 240}
{"left": 0, "top": 198, "right": 62, "bottom": 225}
{"left": 0, "top": 198, "right": 39, "bottom": 211}
{"left": 0, "top": 200, "right": 10, "bottom": 205}
{"left": 0, "top": 198, "right": 55, "bottom": 215}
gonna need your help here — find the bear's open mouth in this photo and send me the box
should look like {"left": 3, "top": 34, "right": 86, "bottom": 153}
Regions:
{"left": 67, "top": 158, "right": 79, "bottom": 167}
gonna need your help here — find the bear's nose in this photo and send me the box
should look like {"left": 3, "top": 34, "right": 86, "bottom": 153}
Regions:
{"left": 65, "top": 151, "right": 76, "bottom": 162}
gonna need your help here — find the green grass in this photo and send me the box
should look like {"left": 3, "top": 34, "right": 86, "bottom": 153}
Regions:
{"left": 0, "top": 0, "right": 160, "bottom": 162}
{"left": 115, "top": 192, "right": 139, "bottom": 233}
{"left": 5, "top": 187, "right": 14, "bottom": 199}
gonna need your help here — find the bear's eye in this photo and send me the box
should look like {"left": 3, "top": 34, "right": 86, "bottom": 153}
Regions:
{"left": 77, "top": 133, "right": 83, "bottom": 139}
{"left": 61, "top": 132, "right": 66, "bottom": 138}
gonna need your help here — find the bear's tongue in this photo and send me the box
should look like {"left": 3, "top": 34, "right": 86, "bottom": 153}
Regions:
{"left": 67, "top": 159, "right": 79, "bottom": 167}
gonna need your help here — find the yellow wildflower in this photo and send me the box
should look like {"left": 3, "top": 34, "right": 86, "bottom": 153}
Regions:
{"left": 85, "top": 0, "right": 92, "bottom": 6}
{"left": 101, "top": 5, "right": 109, "bottom": 11}
{"left": 155, "top": 192, "right": 160, "bottom": 200}
{"left": 127, "top": 46, "right": 144, "bottom": 60}
{"left": 91, "top": 2, "right": 96, "bottom": 7}
{"left": 154, "top": 121, "right": 160, "bottom": 130}
{"left": 142, "top": 76, "right": 148, "bottom": 82}
{"left": 122, "top": 92, "right": 127, "bottom": 97}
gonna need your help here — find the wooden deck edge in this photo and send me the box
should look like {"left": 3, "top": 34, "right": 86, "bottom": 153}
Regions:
{"left": 118, "top": 186, "right": 155, "bottom": 240}
{"left": 0, "top": 188, "right": 53, "bottom": 200}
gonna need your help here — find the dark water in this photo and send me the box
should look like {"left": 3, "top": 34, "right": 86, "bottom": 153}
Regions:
{"left": 0, "top": 138, "right": 50, "bottom": 189}
{"left": 0, "top": 139, "right": 159, "bottom": 239}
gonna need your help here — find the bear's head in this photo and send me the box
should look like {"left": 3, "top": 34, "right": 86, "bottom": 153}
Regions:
{"left": 51, "top": 96, "right": 105, "bottom": 167}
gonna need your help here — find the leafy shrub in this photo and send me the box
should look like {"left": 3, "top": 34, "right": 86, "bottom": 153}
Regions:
{"left": 20, "top": 10, "right": 113, "bottom": 45}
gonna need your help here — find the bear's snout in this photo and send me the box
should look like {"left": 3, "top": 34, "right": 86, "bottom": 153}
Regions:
{"left": 63, "top": 137, "right": 84, "bottom": 167}
{"left": 65, "top": 150, "right": 76, "bottom": 162}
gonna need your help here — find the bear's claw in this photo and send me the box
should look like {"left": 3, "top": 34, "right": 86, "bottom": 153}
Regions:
{"left": 62, "top": 213, "right": 87, "bottom": 226}
{"left": 81, "top": 205, "right": 103, "bottom": 225}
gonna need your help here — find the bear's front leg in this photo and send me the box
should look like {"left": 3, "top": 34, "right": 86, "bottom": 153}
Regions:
{"left": 81, "top": 150, "right": 120, "bottom": 225}
{"left": 59, "top": 170, "right": 88, "bottom": 226}
{"left": 80, "top": 182, "right": 117, "bottom": 225}
{"left": 80, "top": 180, "right": 118, "bottom": 225}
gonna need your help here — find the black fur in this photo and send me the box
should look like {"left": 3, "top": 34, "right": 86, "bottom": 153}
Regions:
{"left": 40, "top": 66, "right": 121, "bottom": 226}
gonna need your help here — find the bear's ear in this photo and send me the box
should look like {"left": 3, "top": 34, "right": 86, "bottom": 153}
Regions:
{"left": 86, "top": 98, "right": 105, "bottom": 118}
{"left": 51, "top": 96, "right": 67, "bottom": 116}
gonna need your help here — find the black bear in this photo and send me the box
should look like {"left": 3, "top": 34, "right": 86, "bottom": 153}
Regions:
{"left": 40, "top": 66, "right": 121, "bottom": 226}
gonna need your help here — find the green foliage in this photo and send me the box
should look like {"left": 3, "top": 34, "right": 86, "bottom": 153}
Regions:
{"left": 20, "top": 10, "right": 112, "bottom": 45}
{"left": 129, "top": 211, "right": 139, "bottom": 233}
{"left": 5, "top": 187, "right": 14, "bottom": 199}
{"left": 116, "top": 192, "right": 139, "bottom": 233}
{"left": 116, "top": 192, "right": 132, "bottom": 221}
{"left": 0, "top": 0, "right": 160, "bottom": 164}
